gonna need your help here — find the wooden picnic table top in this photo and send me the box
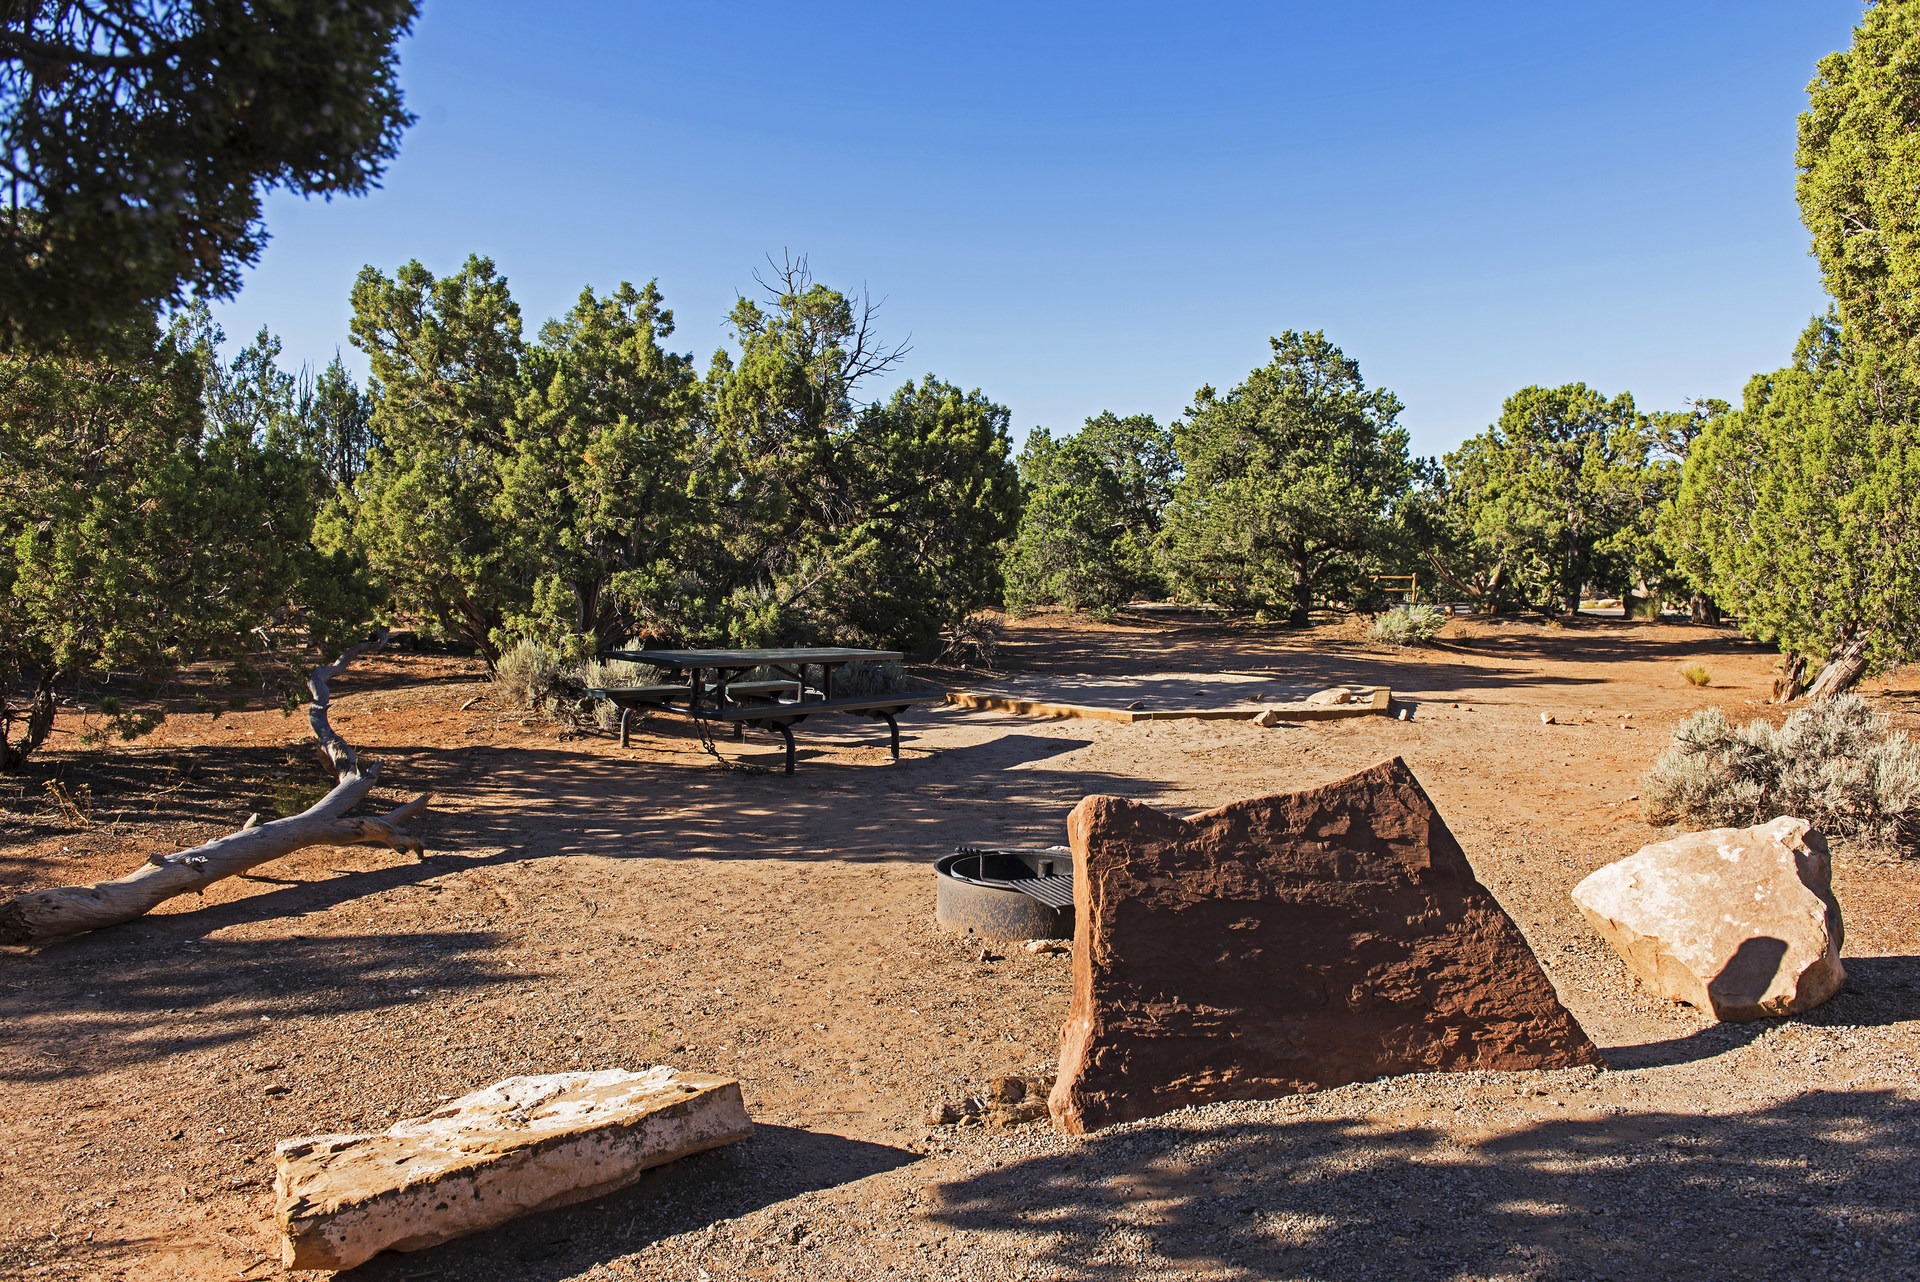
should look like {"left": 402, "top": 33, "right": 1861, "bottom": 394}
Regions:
{"left": 602, "top": 647, "right": 902, "bottom": 668}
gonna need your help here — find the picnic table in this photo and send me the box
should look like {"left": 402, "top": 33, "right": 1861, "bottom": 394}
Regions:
{"left": 588, "top": 647, "right": 940, "bottom": 774}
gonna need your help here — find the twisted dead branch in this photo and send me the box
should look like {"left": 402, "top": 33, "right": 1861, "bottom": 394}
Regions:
{"left": 0, "top": 638, "right": 431, "bottom": 947}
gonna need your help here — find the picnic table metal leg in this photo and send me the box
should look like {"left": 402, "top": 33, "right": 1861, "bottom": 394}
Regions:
{"left": 619, "top": 706, "right": 632, "bottom": 749}
{"left": 733, "top": 722, "right": 745, "bottom": 742}
{"left": 884, "top": 712, "right": 900, "bottom": 760}
{"left": 777, "top": 722, "right": 796, "bottom": 775}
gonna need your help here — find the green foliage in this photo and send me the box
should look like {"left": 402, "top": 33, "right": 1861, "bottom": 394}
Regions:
{"left": 491, "top": 637, "right": 574, "bottom": 718}
{"left": 329, "top": 255, "right": 1016, "bottom": 664}
{"left": 823, "top": 377, "right": 1020, "bottom": 651}
{"left": 1666, "top": 315, "right": 1920, "bottom": 678}
{"left": 287, "top": 354, "right": 380, "bottom": 492}
{"left": 498, "top": 281, "right": 698, "bottom": 655}
{"left": 1439, "top": 384, "right": 1666, "bottom": 615}
{"left": 323, "top": 255, "right": 527, "bottom": 664}
{"left": 662, "top": 259, "right": 1014, "bottom": 650}
{"left": 1004, "top": 413, "right": 1174, "bottom": 614}
{"left": 1797, "top": 1, "right": 1920, "bottom": 362}
{"left": 1644, "top": 696, "right": 1920, "bottom": 854}
{"left": 1367, "top": 604, "right": 1447, "bottom": 647}
{"left": 1161, "top": 331, "right": 1413, "bottom": 624}
{"left": 0, "top": 313, "right": 373, "bottom": 770}
{"left": 0, "top": 1, "right": 418, "bottom": 349}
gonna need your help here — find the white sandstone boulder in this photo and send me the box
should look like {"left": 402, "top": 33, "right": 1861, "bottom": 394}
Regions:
{"left": 273, "top": 1067, "right": 752, "bottom": 1271}
{"left": 1571, "top": 816, "right": 1844, "bottom": 1021}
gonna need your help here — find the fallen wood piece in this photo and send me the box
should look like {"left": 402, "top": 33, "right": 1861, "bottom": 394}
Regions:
{"left": 0, "top": 636, "right": 429, "bottom": 946}
{"left": 273, "top": 1068, "right": 753, "bottom": 1271}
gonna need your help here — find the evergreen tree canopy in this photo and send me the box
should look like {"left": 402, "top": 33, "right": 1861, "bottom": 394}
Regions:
{"left": 498, "top": 281, "right": 698, "bottom": 655}
{"left": 1798, "top": 0, "right": 1920, "bottom": 362}
{"left": 1162, "top": 331, "right": 1411, "bottom": 624}
{"left": 0, "top": 0, "right": 417, "bottom": 348}
{"left": 1440, "top": 384, "right": 1658, "bottom": 615}
{"left": 0, "top": 314, "right": 372, "bottom": 770}
{"left": 1669, "top": 315, "right": 1920, "bottom": 691}
{"left": 321, "top": 254, "right": 1015, "bottom": 661}
{"left": 323, "top": 255, "right": 526, "bottom": 664}
{"left": 1003, "top": 413, "right": 1174, "bottom": 614}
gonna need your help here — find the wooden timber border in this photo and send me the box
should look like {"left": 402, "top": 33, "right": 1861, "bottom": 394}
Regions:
{"left": 943, "top": 685, "right": 1393, "bottom": 724}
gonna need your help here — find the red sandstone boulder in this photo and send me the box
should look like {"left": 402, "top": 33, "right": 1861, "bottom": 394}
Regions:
{"left": 1049, "top": 758, "right": 1600, "bottom": 1133}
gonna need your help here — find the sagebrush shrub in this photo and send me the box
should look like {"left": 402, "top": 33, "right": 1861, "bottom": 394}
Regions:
{"left": 575, "top": 657, "right": 661, "bottom": 731}
{"left": 492, "top": 638, "right": 573, "bottom": 717}
{"left": 1643, "top": 695, "right": 1920, "bottom": 853}
{"left": 1368, "top": 604, "right": 1447, "bottom": 647}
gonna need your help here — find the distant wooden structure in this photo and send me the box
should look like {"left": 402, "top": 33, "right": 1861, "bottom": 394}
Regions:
{"left": 1372, "top": 574, "right": 1418, "bottom": 607}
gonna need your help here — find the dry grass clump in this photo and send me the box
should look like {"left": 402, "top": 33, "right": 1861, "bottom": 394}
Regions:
{"left": 1368, "top": 604, "right": 1448, "bottom": 648}
{"left": 1678, "top": 662, "right": 1713, "bottom": 687}
{"left": 1643, "top": 695, "right": 1920, "bottom": 854}
{"left": 937, "top": 612, "right": 1006, "bottom": 671}
{"left": 834, "top": 660, "right": 934, "bottom": 697}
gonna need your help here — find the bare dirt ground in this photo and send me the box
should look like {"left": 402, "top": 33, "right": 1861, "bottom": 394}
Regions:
{"left": 2, "top": 613, "right": 1917, "bottom": 1281}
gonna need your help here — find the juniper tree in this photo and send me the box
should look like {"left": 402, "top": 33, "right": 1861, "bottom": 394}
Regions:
{"left": 0, "top": 314, "right": 370, "bottom": 771}
{"left": 1162, "top": 331, "right": 1412, "bottom": 624}
{"left": 1439, "top": 385, "right": 1658, "bottom": 616}
{"left": 321, "top": 256, "right": 526, "bottom": 665}
{"left": 1668, "top": 315, "right": 1920, "bottom": 699}
{"left": 0, "top": 0, "right": 417, "bottom": 348}
{"left": 1003, "top": 413, "right": 1174, "bottom": 614}
{"left": 497, "top": 281, "right": 698, "bottom": 655}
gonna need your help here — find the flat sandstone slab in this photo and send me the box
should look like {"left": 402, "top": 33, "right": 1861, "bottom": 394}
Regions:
{"left": 274, "top": 1068, "right": 751, "bottom": 1271}
{"left": 1050, "top": 758, "right": 1600, "bottom": 1133}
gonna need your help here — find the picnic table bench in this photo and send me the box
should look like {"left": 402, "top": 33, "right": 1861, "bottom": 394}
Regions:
{"left": 587, "top": 647, "right": 940, "bottom": 774}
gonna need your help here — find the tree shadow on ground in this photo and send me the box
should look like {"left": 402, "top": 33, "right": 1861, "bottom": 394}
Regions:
{"left": 0, "top": 721, "right": 1139, "bottom": 1066}
{"left": 0, "top": 928, "right": 515, "bottom": 1082}
{"left": 405, "top": 721, "right": 1144, "bottom": 867}
{"left": 1599, "top": 955, "right": 1920, "bottom": 1071}
{"left": 992, "top": 627, "right": 1588, "bottom": 700}
{"left": 339, "top": 1124, "right": 919, "bottom": 1282}
{"left": 0, "top": 740, "right": 346, "bottom": 860}
{"left": 932, "top": 1089, "right": 1920, "bottom": 1281}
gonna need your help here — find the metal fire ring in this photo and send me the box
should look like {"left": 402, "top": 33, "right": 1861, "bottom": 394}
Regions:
{"left": 934, "top": 845, "right": 1075, "bottom": 941}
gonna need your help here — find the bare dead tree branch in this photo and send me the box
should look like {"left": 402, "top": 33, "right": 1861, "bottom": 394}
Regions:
{"left": 0, "top": 635, "right": 430, "bottom": 947}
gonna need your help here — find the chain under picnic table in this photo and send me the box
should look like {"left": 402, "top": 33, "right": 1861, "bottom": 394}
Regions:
{"left": 691, "top": 707, "right": 773, "bottom": 774}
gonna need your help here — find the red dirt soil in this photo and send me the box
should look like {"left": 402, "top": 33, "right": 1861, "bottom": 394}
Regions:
{"left": 2, "top": 613, "right": 1916, "bottom": 1280}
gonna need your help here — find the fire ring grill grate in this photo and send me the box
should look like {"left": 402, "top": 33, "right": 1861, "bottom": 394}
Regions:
{"left": 934, "top": 846, "right": 1075, "bottom": 941}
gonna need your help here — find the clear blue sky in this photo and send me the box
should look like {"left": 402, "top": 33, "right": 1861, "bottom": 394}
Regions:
{"left": 212, "top": 1, "right": 1863, "bottom": 459}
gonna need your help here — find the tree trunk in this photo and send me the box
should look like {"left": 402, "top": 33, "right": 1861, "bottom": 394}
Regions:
{"left": 0, "top": 638, "right": 429, "bottom": 947}
{"left": 1288, "top": 565, "right": 1312, "bottom": 627}
{"left": 1773, "top": 653, "right": 1811, "bottom": 703}
{"left": 1689, "top": 592, "right": 1721, "bottom": 626}
{"left": 0, "top": 665, "right": 59, "bottom": 774}
{"left": 1805, "top": 630, "right": 1872, "bottom": 702}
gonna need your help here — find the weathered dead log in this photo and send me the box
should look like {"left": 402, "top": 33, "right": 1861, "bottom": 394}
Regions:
{"left": 0, "top": 639, "right": 430, "bottom": 947}
{"left": 1805, "top": 629, "right": 1872, "bottom": 702}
